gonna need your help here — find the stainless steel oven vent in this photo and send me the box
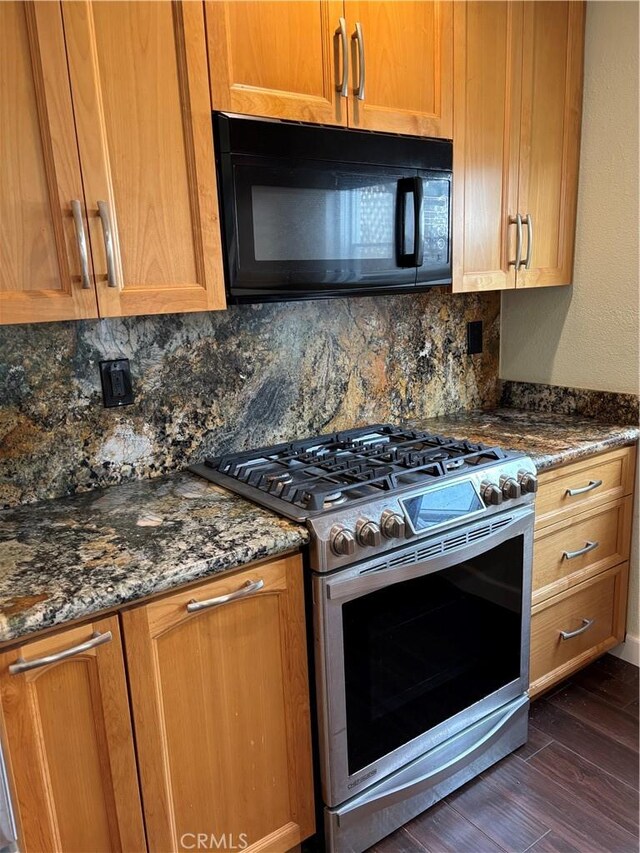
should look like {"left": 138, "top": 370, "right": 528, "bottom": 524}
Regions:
{"left": 361, "top": 516, "right": 515, "bottom": 576}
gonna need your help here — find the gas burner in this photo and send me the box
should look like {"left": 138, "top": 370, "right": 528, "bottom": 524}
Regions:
{"left": 266, "top": 472, "right": 293, "bottom": 485}
{"left": 324, "top": 491, "right": 348, "bottom": 506}
{"left": 445, "top": 458, "right": 465, "bottom": 470}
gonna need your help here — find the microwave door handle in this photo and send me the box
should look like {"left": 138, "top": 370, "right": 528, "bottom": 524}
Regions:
{"left": 396, "top": 177, "right": 423, "bottom": 268}
{"left": 413, "top": 176, "right": 424, "bottom": 267}
{"left": 396, "top": 178, "right": 412, "bottom": 267}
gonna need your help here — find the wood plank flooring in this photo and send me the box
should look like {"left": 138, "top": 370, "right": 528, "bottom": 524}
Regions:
{"left": 369, "top": 655, "right": 639, "bottom": 853}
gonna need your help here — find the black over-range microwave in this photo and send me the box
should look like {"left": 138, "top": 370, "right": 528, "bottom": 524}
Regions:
{"left": 214, "top": 112, "right": 452, "bottom": 302}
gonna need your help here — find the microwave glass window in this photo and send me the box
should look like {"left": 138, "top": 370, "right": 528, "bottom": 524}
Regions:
{"left": 251, "top": 179, "right": 396, "bottom": 262}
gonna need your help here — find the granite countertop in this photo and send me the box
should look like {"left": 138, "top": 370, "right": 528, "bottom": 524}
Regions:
{"left": 412, "top": 408, "right": 639, "bottom": 471}
{"left": 0, "top": 407, "right": 637, "bottom": 645}
{"left": 0, "top": 473, "right": 308, "bottom": 644}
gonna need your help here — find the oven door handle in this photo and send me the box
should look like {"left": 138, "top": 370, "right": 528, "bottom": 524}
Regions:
{"left": 334, "top": 695, "right": 527, "bottom": 828}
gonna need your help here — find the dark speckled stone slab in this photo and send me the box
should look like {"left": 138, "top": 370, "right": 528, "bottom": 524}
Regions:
{"left": 1, "top": 408, "right": 637, "bottom": 645}
{"left": 411, "top": 408, "right": 639, "bottom": 471}
{"left": 0, "top": 472, "right": 307, "bottom": 644}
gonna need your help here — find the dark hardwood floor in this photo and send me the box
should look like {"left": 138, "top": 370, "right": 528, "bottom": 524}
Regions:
{"left": 369, "top": 655, "right": 639, "bottom": 853}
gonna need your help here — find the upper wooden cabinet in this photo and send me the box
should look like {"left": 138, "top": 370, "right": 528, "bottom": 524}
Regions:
{"left": 206, "top": 0, "right": 453, "bottom": 138}
{"left": 207, "top": 0, "right": 347, "bottom": 125}
{"left": 122, "top": 554, "right": 315, "bottom": 852}
{"left": 1, "top": 0, "right": 225, "bottom": 325}
{"left": 63, "top": 1, "right": 225, "bottom": 317}
{"left": 0, "top": 616, "right": 145, "bottom": 852}
{"left": 0, "top": 2, "right": 98, "bottom": 325}
{"left": 515, "top": 1, "right": 585, "bottom": 288}
{"left": 453, "top": 1, "right": 585, "bottom": 293}
{"left": 344, "top": 1, "right": 453, "bottom": 136}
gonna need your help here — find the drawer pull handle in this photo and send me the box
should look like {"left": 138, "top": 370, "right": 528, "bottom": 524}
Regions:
{"left": 565, "top": 479, "right": 603, "bottom": 497}
{"left": 9, "top": 631, "right": 112, "bottom": 675}
{"left": 562, "top": 540, "right": 600, "bottom": 561}
{"left": 560, "top": 618, "right": 594, "bottom": 641}
{"left": 186, "top": 579, "right": 264, "bottom": 613}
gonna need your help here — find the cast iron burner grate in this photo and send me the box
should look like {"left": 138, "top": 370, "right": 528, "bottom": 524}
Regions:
{"left": 204, "top": 424, "right": 506, "bottom": 513}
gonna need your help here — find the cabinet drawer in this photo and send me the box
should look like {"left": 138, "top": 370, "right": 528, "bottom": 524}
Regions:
{"left": 530, "top": 563, "right": 628, "bottom": 698}
{"left": 536, "top": 446, "right": 636, "bottom": 529}
{"left": 533, "top": 496, "right": 633, "bottom": 603}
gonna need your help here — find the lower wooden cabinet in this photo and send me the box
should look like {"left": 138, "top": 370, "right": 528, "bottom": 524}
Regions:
{"left": 0, "top": 616, "right": 145, "bottom": 853}
{"left": 529, "top": 445, "right": 636, "bottom": 698}
{"left": 0, "top": 553, "right": 314, "bottom": 853}
{"left": 122, "top": 553, "right": 314, "bottom": 853}
{"left": 530, "top": 562, "right": 629, "bottom": 697}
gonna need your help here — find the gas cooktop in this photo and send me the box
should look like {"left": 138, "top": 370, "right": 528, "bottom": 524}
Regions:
{"left": 191, "top": 423, "right": 538, "bottom": 572}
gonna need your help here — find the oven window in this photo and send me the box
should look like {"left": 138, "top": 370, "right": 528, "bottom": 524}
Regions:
{"left": 342, "top": 536, "right": 524, "bottom": 775}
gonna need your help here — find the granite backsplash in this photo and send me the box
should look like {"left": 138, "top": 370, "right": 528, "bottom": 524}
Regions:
{"left": 501, "top": 380, "right": 639, "bottom": 426}
{"left": 0, "top": 290, "right": 500, "bottom": 508}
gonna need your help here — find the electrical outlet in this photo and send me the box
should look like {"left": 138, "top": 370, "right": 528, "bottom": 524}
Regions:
{"left": 467, "top": 321, "right": 483, "bottom": 355}
{"left": 100, "top": 359, "right": 134, "bottom": 408}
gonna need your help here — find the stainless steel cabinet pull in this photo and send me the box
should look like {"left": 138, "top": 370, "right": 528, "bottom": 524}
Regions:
{"left": 71, "top": 199, "right": 91, "bottom": 289}
{"left": 335, "top": 17, "right": 349, "bottom": 97}
{"left": 565, "top": 479, "right": 603, "bottom": 497}
{"left": 97, "top": 200, "right": 117, "bottom": 287}
{"left": 186, "top": 579, "right": 264, "bottom": 613}
{"left": 509, "top": 214, "right": 522, "bottom": 268}
{"left": 560, "top": 618, "right": 594, "bottom": 641}
{"left": 521, "top": 213, "right": 533, "bottom": 269}
{"left": 352, "top": 22, "right": 365, "bottom": 100}
{"left": 563, "top": 540, "right": 599, "bottom": 561}
{"left": 9, "top": 631, "right": 112, "bottom": 675}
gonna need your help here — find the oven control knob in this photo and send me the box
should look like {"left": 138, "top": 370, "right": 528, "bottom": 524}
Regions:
{"left": 330, "top": 525, "right": 356, "bottom": 557}
{"left": 380, "top": 510, "right": 406, "bottom": 539}
{"left": 518, "top": 471, "right": 539, "bottom": 494}
{"left": 500, "top": 477, "right": 522, "bottom": 500}
{"left": 356, "top": 518, "right": 382, "bottom": 548}
{"left": 481, "top": 481, "right": 503, "bottom": 506}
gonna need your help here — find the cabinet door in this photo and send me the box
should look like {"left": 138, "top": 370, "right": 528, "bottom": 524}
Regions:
{"left": 344, "top": 1, "right": 453, "bottom": 137}
{"left": 123, "top": 555, "right": 315, "bottom": 853}
{"left": 515, "top": 1, "right": 585, "bottom": 288}
{"left": 452, "top": 1, "right": 523, "bottom": 292}
{"left": 0, "top": 2, "right": 98, "bottom": 325}
{"left": 0, "top": 617, "right": 145, "bottom": 853}
{"left": 207, "top": 1, "right": 347, "bottom": 125}
{"left": 62, "top": 1, "right": 225, "bottom": 317}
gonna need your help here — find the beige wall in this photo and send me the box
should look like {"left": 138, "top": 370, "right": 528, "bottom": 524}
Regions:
{"left": 500, "top": 0, "right": 639, "bottom": 647}
{"left": 500, "top": 0, "right": 639, "bottom": 396}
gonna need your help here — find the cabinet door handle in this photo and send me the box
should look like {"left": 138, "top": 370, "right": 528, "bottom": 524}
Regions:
{"left": 509, "top": 214, "right": 522, "bottom": 268}
{"left": 521, "top": 213, "right": 533, "bottom": 269}
{"left": 9, "top": 631, "right": 112, "bottom": 675}
{"left": 563, "top": 540, "right": 599, "bottom": 561}
{"left": 560, "top": 618, "right": 594, "bottom": 641}
{"left": 97, "top": 200, "right": 118, "bottom": 287}
{"left": 565, "top": 479, "right": 603, "bottom": 497}
{"left": 335, "top": 17, "right": 349, "bottom": 97}
{"left": 186, "top": 579, "right": 264, "bottom": 613}
{"left": 71, "top": 199, "right": 91, "bottom": 289}
{"left": 352, "top": 22, "right": 365, "bottom": 100}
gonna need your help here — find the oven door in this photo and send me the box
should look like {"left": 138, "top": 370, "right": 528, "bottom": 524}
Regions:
{"left": 313, "top": 506, "right": 533, "bottom": 808}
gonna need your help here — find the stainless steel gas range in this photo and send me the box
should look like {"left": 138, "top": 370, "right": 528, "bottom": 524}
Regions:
{"left": 191, "top": 424, "right": 537, "bottom": 852}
